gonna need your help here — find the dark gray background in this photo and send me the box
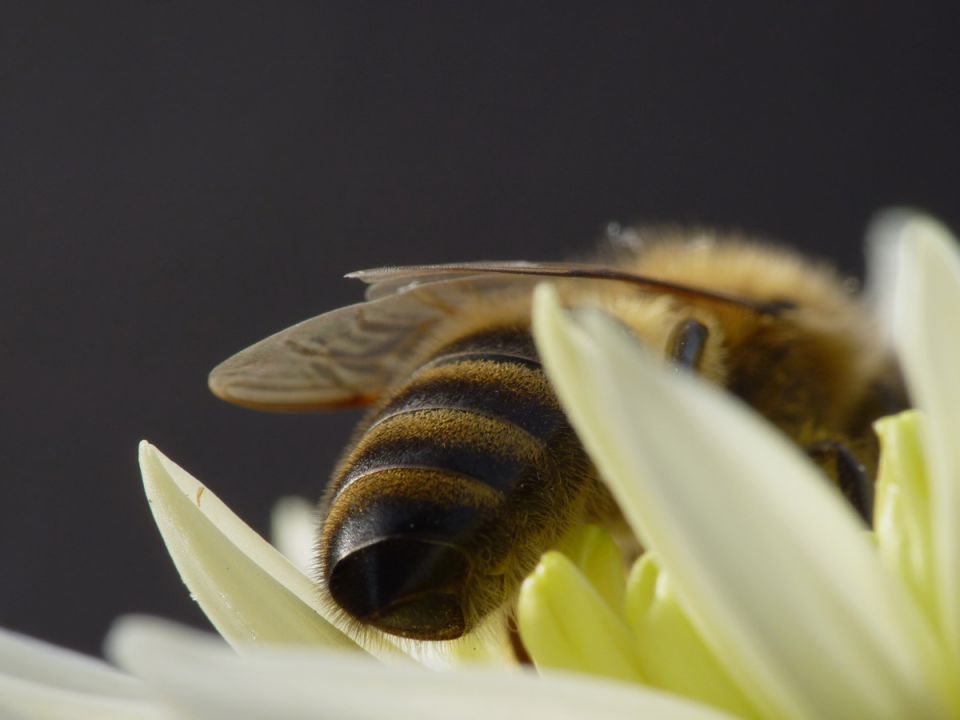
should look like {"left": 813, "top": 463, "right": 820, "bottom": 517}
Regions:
{"left": 2, "top": 2, "right": 958, "bottom": 656}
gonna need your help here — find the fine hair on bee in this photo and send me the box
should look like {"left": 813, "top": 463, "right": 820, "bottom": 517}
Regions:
{"left": 209, "top": 227, "right": 906, "bottom": 647}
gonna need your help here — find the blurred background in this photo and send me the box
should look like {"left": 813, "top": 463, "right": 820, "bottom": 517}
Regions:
{"left": 2, "top": 2, "right": 958, "bottom": 657}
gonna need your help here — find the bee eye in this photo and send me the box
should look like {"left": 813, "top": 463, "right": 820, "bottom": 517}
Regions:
{"left": 668, "top": 319, "right": 709, "bottom": 372}
{"left": 328, "top": 537, "right": 470, "bottom": 640}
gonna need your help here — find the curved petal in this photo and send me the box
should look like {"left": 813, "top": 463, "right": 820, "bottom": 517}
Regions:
{"left": 873, "top": 412, "right": 938, "bottom": 629}
{"left": 532, "top": 285, "right": 948, "bottom": 719}
{"left": 880, "top": 212, "right": 960, "bottom": 665}
{"left": 624, "top": 554, "right": 759, "bottom": 719}
{"left": 139, "top": 442, "right": 393, "bottom": 656}
{"left": 517, "top": 551, "right": 645, "bottom": 683}
{"left": 108, "top": 616, "right": 733, "bottom": 720}
{"left": 556, "top": 524, "right": 626, "bottom": 611}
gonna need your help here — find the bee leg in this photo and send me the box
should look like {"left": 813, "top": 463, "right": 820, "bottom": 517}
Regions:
{"left": 805, "top": 440, "right": 873, "bottom": 524}
{"left": 668, "top": 319, "right": 709, "bottom": 372}
{"left": 506, "top": 615, "right": 532, "bottom": 665}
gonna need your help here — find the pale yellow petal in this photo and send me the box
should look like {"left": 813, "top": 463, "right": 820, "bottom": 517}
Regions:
{"left": 270, "top": 496, "right": 318, "bottom": 575}
{"left": 881, "top": 212, "right": 960, "bottom": 665}
{"left": 139, "top": 442, "right": 398, "bottom": 657}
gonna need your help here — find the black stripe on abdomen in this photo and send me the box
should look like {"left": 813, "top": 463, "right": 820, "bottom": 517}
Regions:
{"left": 340, "top": 432, "right": 529, "bottom": 495}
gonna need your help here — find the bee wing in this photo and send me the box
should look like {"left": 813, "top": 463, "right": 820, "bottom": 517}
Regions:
{"left": 208, "top": 274, "right": 537, "bottom": 412}
{"left": 211, "top": 260, "right": 788, "bottom": 413}
{"left": 349, "top": 261, "right": 787, "bottom": 313}
{"left": 348, "top": 261, "right": 556, "bottom": 300}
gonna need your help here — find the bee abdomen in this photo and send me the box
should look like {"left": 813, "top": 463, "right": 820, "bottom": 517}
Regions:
{"left": 324, "top": 468, "right": 498, "bottom": 640}
{"left": 333, "top": 326, "right": 565, "bottom": 499}
{"left": 322, "top": 328, "right": 567, "bottom": 639}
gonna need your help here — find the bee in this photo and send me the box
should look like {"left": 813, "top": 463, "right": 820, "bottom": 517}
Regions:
{"left": 209, "top": 230, "right": 905, "bottom": 643}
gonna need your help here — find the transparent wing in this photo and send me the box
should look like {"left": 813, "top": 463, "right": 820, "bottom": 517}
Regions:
{"left": 348, "top": 261, "right": 558, "bottom": 300}
{"left": 210, "top": 260, "right": 784, "bottom": 413}
{"left": 208, "top": 274, "right": 536, "bottom": 411}
{"left": 349, "top": 261, "right": 784, "bottom": 312}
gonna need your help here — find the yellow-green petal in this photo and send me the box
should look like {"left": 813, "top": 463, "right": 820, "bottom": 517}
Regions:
{"left": 556, "top": 524, "right": 625, "bottom": 611}
{"left": 517, "top": 551, "right": 646, "bottom": 684}
{"left": 139, "top": 442, "right": 382, "bottom": 655}
{"left": 874, "top": 412, "right": 938, "bottom": 629}
{"left": 532, "top": 285, "right": 948, "bottom": 720}
{"left": 625, "top": 554, "right": 759, "bottom": 719}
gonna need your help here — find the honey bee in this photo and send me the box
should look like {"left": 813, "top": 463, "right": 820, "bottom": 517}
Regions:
{"left": 209, "top": 230, "right": 905, "bottom": 643}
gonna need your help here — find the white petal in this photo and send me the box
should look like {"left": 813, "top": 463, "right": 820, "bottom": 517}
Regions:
{"left": 532, "top": 285, "right": 948, "bottom": 720}
{"left": 880, "top": 212, "right": 960, "bottom": 664}
{"left": 0, "top": 626, "right": 168, "bottom": 719}
{"left": 139, "top": 442, "right": 401, "bottom": 657}
{"left": 0, "top": 625, "right": 146, "bottom": 698}
{"left": 0, "top": 675, "right": 172, "bottom": 720}
{"left": 270, "top": 496, "right": 318, "bottom": 575}
{"left": 865, "top": 209, "right": 910, "bottom": 348}
{"left": 108, "top": 616, "right": 732, "bottom": 720}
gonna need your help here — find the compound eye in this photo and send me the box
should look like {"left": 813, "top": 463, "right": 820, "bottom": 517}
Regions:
{"left": 328, "top": 537, "right": 471, "bottom": 640}
{"left": 668, "top": 318, "right": 709, "bottom": 372}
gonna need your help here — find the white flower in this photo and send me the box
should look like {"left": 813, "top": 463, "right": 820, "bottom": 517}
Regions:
{"left": 1, "top": 211, "right": 957, "bottom": 719}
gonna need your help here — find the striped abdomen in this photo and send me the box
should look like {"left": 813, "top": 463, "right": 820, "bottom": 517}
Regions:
{"left": 318, "top": 326, "right": 597, "bottom": 640}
